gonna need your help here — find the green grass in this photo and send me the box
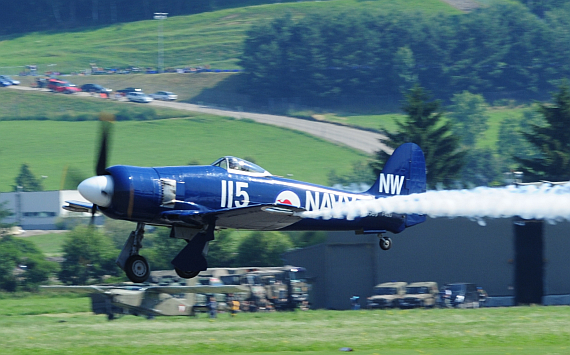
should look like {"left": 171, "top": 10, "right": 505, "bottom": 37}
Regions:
{"left": 0, "top": 0, "right": 460, "bottom": 74}
{"left": 477, "top": 106, "right": 529, "bottom": 150}
{"left": 19, "top": 232, "right": 68, "bottom": 257}
{"left": 0, "top": 112, "right": 367, "bottom": 192}
{"left": 0, "top": 294, "right": 569, "bottom": 355}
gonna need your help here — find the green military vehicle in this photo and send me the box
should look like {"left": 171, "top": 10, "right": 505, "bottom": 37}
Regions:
{"left": 366, "top": 282, "right": 407, "bottom": 309}
{"left": 399, "top": 281, "right": 439, "bottom": 309}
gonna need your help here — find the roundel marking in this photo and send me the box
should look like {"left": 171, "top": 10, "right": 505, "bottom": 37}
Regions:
{"left": 275, "top": 191, "right": 301, "bottom": 208}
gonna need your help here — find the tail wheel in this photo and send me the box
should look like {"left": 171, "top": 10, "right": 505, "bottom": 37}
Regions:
{"left": 125, "top": 255, "right": 150, "bottom": 283}
{"left": 379, "top": 237, "right": 392, "bottom": 250}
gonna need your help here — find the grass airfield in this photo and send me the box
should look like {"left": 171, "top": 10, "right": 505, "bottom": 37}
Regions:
{"left": 1, "top": 295, "right": 569, "bottom": 355}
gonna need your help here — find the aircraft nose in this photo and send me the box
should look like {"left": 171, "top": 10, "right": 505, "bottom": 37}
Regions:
{"left": 78, "top": 175, "right": 114, "bottom": 207}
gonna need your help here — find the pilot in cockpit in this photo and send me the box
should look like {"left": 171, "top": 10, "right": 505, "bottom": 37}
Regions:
{"left": 228, "top": 158, "right": 240, "bottom": 171}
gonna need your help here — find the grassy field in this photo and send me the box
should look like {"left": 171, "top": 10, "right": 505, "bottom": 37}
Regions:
{"left": 0, "top": 110, "right": 368, "bottom": 192}
{"left": 0, "top": 0, "right": 460, "bottom": 74}
{"left": 0, "top": 294, "right": 569, "bottom": 355}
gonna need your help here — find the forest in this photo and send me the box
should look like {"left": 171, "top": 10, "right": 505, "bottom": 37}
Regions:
{"left": 240, "top": 2, "right": 570, "bottom": 103}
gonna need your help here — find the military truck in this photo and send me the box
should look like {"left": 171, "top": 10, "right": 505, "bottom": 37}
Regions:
{"left": 366, "top": 282, "right": 407, "bottom": 309}
{"left": 236, "top": 266, "right": 309, "bottom": 311}
{"left": 399, "top": 282, "right": 439, "bottom": 309}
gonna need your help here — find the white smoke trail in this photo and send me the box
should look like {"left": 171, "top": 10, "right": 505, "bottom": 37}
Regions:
{"left": 299, "top": 183, "right": 570, "bottom": 224}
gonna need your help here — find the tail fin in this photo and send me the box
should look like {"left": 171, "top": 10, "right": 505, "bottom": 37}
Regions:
{"left": 366, "top": 143, "right": 426, "bottom": 226}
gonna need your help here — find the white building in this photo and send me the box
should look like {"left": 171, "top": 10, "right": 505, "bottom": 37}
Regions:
{"left": 0, "top": 190, "right": 91, "bottom": 230}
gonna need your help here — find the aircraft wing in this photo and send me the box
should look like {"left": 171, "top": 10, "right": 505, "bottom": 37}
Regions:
{"left": 41, "top": 285, "right": 119, "bottom": 294}
{"left": 42, "top": 285, "right": 248, "bottom": 294}
{"left": 63, "top": 200, "right": 95, "bottom": 214}
{"left": 162, "top": 203, "right": 305, "bottom": 230}
{"left": 145, "top": 285, "right": 249, "bottom": 294}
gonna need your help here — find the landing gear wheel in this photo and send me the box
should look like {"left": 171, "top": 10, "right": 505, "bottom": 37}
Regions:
{"left": 175, "top": 268, "right": 200, "bottom": 279}
{"left": 125, "top": 255, "right": 150, "bottom": 283}
{"left": 379, "top": 237, "right": 392, "bottom": 250}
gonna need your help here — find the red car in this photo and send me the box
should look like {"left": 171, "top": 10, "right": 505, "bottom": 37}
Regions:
{"left": 47, "top": 79, "right": 81, "bottom": 94}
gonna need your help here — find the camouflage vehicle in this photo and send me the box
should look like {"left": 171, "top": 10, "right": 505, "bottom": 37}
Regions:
{"left": 367, "top": 282, "right": 407, "bottom": 309}
{"left": 219, "top": 271, "right": 268, "bottom": 311}
{"left": 42, "top": 270, "right": 246, "bottom": 320}
{"left": 240, "top": 266, "right": 309, "bottom": 311}
{"left": 399, "top": 282, "right": 439, "bottom": 309}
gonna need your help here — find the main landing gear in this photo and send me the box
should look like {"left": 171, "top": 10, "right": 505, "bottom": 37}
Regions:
{"left": 378, "top": 234, "right": 392, "bottom": 251}
{"left": 116, "top": 223, "right": 214, "bottom": 283}
{"left": 117, "top": 222, "right": 151, "bottom": 283}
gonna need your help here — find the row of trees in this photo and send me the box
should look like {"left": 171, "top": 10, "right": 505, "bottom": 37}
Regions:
{"left": 0, "top": 215, "right": 326, "bottom": 290}
{"left": 240, "top": 2, "right": 570, "bottom": 103}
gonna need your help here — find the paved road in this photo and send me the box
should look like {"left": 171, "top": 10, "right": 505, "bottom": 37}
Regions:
{"left": 7, "top": 85, "right": 390, "bottom": 154}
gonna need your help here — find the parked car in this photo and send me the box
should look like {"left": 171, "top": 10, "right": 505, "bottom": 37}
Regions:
{"left": 117, "top": 87, "right": 142, "bottom": 96}
{"left": 367, "top": 282, "right": 407, "bottom": 309}
{"left": 399, "top": 282, "right": 439, "bottom": 309}
{"left": 47, "top": 79, "right": 81, "bottom": 94}
{"left": 80, "top": 83, "right": 112, "bottom": 93}
{"left": 438, "top": 283, "right": 481, "bottom": 308}
{"left": 149, "top": 91, "right": 178, "bottom": 101}
{"left": 0, "top": 75, "right": 20, "bottom": 85}
{"left": 126, "top": 92, "right": 153, "bottom": 103}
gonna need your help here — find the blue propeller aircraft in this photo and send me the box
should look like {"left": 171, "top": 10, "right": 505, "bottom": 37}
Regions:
{"left": 64, "top": 118, "right": 427, "bottom": 283}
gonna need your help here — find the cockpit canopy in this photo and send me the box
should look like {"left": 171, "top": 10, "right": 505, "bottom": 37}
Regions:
{"left": 211, "top": 156, "right": 272, "bottom": 177}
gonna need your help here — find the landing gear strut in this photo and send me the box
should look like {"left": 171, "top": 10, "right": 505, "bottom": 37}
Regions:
{"left": 117, "top": 222, "right": 151, "bottom": 283}
{"left": 378, "top": 235, "right": 392, "bottom": 251}
{"left": 171, "top": 224, "right": 215, "bottom": 279}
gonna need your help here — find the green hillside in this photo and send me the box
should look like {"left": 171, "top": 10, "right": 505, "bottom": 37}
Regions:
{"left": 0, "top": 113, "right": 368, "bottom": 193}
{"left": 0, "top": 0, "right": 460, "bottom": 75}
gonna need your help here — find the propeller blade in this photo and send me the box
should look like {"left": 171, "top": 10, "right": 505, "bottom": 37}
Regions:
{"left": 96, "top": 113, "right": 115, "bottom": 176}
{"left": 90, "top": 205, "right": 97, "bottom": 227}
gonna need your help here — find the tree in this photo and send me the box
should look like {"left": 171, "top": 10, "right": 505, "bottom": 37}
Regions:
{"left": 447, "top": 91, "right": 490, "bottom": 147}
{"left": 207, "top": 230, "right": 241, "bottom": 268}
{"left": 13, "top": 164, "right": 44, "bottom": 192}
{"left": 393, "top": 46, "right": 418, "bottom": 93}
{"left": 235, "top": 231, "right": 293, "bottom": 267}
{"left": 497, "top": 107, "right": 544, "bottom": 169}
{"left": 370, "top": 85, "right": 465, "bottom": 188}
{"left": 460, "top": 148, "right": 503, "bottom": 187}
{"left": 0, "top": 235, "right": 57, "bottom": 292}
{"left": 144, "top": 227, "right": 187, "bottom": 271}
{"left": 59, "top": 226, "right": 120, "bottom": 285}
{"left": 327, "top": 161, "right": 375, "bottom": 190}
{"left": 515, "top": 83, "right": 570, "bottom": 181}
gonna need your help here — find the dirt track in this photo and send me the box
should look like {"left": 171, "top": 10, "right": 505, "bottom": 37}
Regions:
{"left": 441, "top": 0, "right": 482, "bottom": 12}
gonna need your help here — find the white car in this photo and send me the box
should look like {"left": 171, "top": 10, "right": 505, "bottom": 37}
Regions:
{"left": 149, "top": 91, "right": 177, "bottom": 101}
{"left": 126, "top": 92, "right": 153, "bottom": 103}
{"left": 0, "top": 75, "right": 20, "bottom": 85}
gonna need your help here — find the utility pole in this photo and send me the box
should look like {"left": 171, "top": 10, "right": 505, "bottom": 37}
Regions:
{"left": 153, "top": 13, "right": 168, "bottom": 73}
